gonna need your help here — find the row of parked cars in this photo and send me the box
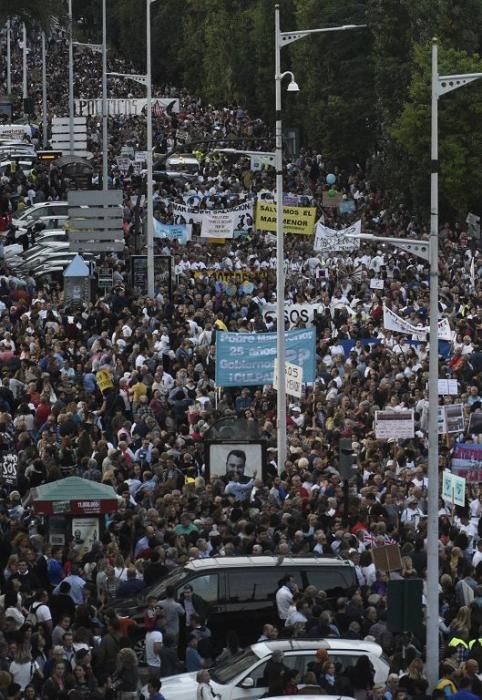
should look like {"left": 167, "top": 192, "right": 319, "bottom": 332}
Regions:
{"left": 111, "top": 556, "right": 390, "bottom": 699}
{"left": 4, "top": 201, "right": 97, "bottom": 281}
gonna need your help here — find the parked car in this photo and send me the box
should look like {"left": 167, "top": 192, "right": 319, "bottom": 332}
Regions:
{"left": 113, "top": 556, "right": 358, "bottom": 652}
{"left": 159, "top": 639, "right": 389, "bottom": 700}
{"left": 11, "top": 201, "right": 69, "bottom": 229}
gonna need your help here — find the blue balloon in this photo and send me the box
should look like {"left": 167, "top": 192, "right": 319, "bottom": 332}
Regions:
{"left": 326, "top": 173, "right": 336, "bottom": 185}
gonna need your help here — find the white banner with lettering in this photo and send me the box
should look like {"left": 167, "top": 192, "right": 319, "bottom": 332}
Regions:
{"left": 314, "top": 219, "right": 361, "bottom": 252}
{"left": 261, "top": 303, "right": 321, "bottom": 327}
{"left": 74, "top": 97, "right": 179, "bottom": 117}
{"left": 383, "top": 305, "right": 452, "bottom": 341}
{"left": 173, "top": 202, "right": 253, "bottom": 238}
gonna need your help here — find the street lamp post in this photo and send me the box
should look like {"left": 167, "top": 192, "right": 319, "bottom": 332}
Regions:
{"left": 73, "top": 4, "right": 108, "bottom": 189}
{"left": 68, "top": 0, "right": 74, "bottom": 155}
{"left": 347, "top": 42, "right": 482, "bottom": 686}
{"left": 6, "top": 21, "right": 11, "bottom": 95}
{"left": 145, "top": 0, "right": 154, "bottom": 299}
{"left": 106, "top": 68, "right": 153, "bottom": 295}
{"left": 41, "top": 32, "right": 48, "bottom": 147}
{"left": 426, "top": 38, "right": 482, "bottom": 689}
{"left": 22, "top": 23, "right": 27, "bottom": 102}
{"left": 274, "top": 3, "right": 365, "bottom": 471}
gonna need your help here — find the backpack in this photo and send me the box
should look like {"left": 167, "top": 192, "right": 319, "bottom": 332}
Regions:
{"left": 26, "top": 602, "right": 42, "bottom": 627}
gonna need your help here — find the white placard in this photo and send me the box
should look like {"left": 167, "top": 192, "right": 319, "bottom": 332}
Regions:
{"left": 374, "top": 410, "right": 415, "bottom": 440}
{"left": 273, "top": 359, "right": 303, "bottom": 398}
{"left": 135, "top": 151, "right": 148, "bottom": 162}
{"left": 438, "top": 379, "right": 459, "bottom": 395}
{"left": 370, "top": 278, "right": 384, "bottom": 289}
{"left": 261, "top": 302, "right": 321, "bottom": 327}
{"left": 313, "top": 219, "right": 361, "bottom": 252}
{"left": 201, "top": 210, "right": 235, "bottom": 239}
{"left": 442, "top": 471, "right": 466, "bottom": 507}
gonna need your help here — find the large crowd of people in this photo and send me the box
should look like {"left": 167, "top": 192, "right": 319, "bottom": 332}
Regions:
{"left": 0, "top": 17, "right": 481, "bottom": 700}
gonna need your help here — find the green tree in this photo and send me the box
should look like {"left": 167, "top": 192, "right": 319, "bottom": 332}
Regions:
{"left": 289, "top": 0, "right": 375, "bottom": 164}
{"left": 0, "top": 0, "right": 65, "bottom": 30}
{"left": 392, "top": 43, "right": 482, "bottom": 214}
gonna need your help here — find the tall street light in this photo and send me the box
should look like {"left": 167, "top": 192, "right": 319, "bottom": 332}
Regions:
{"left": 41, "top": 33, "right": 48, "bottom": 147}
{"left": 274, "top": 3, "right": 365, "bottom": 471}
{"left": 71, "top": 0, "right": 108, "bottom": 183}
{"left": 6, "top": 21, "right": 11, "bottom": 94}
{"left": 347, "top": 40, "right": 482, "bottom": 689}
{"left": 68, "top": 0, "right": 74, "bottom": 155}
{"left": 426, "top": 38, "right": 482, "bottom": 689}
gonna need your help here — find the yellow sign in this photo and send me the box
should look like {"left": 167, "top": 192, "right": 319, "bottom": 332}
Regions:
{"left": 96, "top": 368, "right": 113, "bottom": 393}
{"left": 255, "top": 202, "right": 316, "bottom": 235}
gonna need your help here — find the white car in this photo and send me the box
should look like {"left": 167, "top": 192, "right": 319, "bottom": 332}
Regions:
{"left": 160, "top": 639, "right": 389, "bottom": 700}
{"left": 11, "top": 201, "right": 68, "bottom": 229}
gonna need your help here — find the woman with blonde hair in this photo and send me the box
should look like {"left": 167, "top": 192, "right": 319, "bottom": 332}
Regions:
{"left": 109, "top": 647, "right": 139, "bottom": 699}
{"left": 450, "top": 605, "right": 471, "bottom": 638}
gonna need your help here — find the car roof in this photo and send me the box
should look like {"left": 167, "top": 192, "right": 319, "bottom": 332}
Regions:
{"left": 185, "top": 556, "right": 354, "bottom": 571}
{"left": 269, "top": 696, "right": 356, "bottom": 700}
{"left": 252, "top": 639, "right": 383, "bottom": 658}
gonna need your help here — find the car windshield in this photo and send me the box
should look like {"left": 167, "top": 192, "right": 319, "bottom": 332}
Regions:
{"left": 210, "top": 649, "right": 260, "bottom": 685}
{"left": 137, "top": 566, "right": 189, "bottom": 601}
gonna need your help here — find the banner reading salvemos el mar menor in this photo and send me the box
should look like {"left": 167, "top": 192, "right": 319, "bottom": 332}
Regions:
{"left": 255, "top": 201, "right": 316, "bottom": 235}
{"left": 215, "top": 328, "right": 316, "bottom": 387}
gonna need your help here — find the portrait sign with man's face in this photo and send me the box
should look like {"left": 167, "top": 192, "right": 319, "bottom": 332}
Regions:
{"left": 206, "top": 441, "right": 266, "bottom": 481}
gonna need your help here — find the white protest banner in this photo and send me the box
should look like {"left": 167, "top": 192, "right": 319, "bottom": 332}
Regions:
{"left": 273, "top": 359, "right": 303, "bottom": 398}
{"left": 261, "top": 302, "right": 321, "bottom": 327}
{"left": 135, "top": 151, "right": 148, "bottom": 163}
{"left": 438, "top": 379, "right": 459, "bottom": 396}
{"left": 75, "top": 97, "right": 179, "bottom": 117}
{"left": 383, "top": 305, "right": 452, "bottom": 341}
{"left": 173, "top": 202, "right": 254, "bottom": 238}
{"left": 201, "top": 210, "right": 236, "bottom": 239}
{"left": 370, "top": 279, "right": 384, "bottom": 290}
{"left": 116, "top": 156, "right": 131, "bottom": 174}
{"left": 173, "top": 202, "right": 203, "bottom": 225}
{"left": 313, "top": 219, "right": 361, "bottom": 252}
{"left": 374, "top": 410, "right": 415, "bottom": 440}
{"left": 442, "top": 471, "right": 466, "bottom": 507}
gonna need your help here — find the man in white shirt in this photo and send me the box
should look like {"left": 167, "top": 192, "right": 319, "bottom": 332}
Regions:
{"left": 275, "top": 576, "right": 296, "bottom": 624}
{"left": 145, "top": 619, "right": 163, "bottom": 679}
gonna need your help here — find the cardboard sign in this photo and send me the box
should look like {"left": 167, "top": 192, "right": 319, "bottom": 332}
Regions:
{"left": 370, "top": 279, "right": 384, "bottom": 289}
{"left": 372, "top": 544, "right": 403, "bottom": 572}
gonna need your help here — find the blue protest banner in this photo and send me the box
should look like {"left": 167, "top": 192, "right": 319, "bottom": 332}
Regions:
{"left": 339, "top": 338, "right": 450, "bottom": 359}
{"left": 153, "top": 220, "right": 188, "bottom": 244}
{"left": 215, "top": 328, "right": 316, "bottom": 387}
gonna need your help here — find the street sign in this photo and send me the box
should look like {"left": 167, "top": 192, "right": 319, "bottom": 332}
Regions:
{"left": 68, "top": 190, "right": 124, "bottom": 253}
{"left": 273, "top": 359, "right": 303, "bottom": 398}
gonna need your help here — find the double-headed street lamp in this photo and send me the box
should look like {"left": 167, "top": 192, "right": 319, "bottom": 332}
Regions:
{"left": 348, "top": 39, "right": 482, "bottom": 689}
{"left": 274, "top": 4, "right": 366, "bottom": 471}
{"left": 107, "top": 0, "right": 156, "bottom": 298}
